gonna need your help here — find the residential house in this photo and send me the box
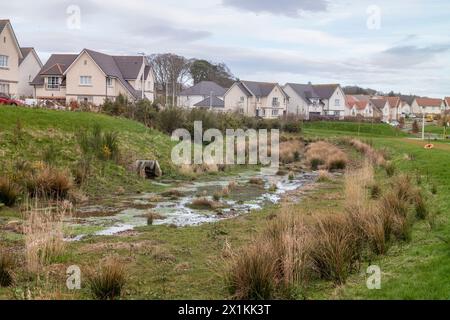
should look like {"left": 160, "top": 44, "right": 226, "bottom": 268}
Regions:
{"left": 399, "top": 101, "right": 412, "bottom": 117}
{"left": 313, "top": 84, "right": 346, "bottom": 118}
{"left": 224, "top": 80, "right": 289, "bottom": 118}
{"left": 177, "top": 81, "right": 226, "bottom": 109}
{"left": 18, "top": 47, "right": 43, "bottom": 97}
{"left": 387, "top": 97, "right": 401, "bottom": 121}
{"left": 283, "top": 83, "right": 346, "bottom": 119}
{"left": 368, "top": 98, "right": 389, "bottom": 122}
{"left": 0, "top": 19, "right": 42, "bottom": 98}
{"left": 31, "top": 49, "right": 155, "bottom": 105}
{"left": 283, "top": 83, "right": 323, "bottom": 119}
{"left": 345, "top": 95, "right": 373, "bottom": 118}
{"left": 411, "top": 98, "right": 444, "bottom": 116}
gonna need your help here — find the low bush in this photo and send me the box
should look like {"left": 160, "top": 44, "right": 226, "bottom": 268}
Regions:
{"left": 26, "top": 165, "right": 72, "bottom": 199}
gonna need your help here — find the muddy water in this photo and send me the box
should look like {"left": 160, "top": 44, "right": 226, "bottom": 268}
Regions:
{"left": 66, "top": 170, "right": 317, "bottom": 240}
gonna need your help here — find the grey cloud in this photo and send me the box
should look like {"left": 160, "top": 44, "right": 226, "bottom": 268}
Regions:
{"left": 372, "top": 44, "right": 450, "bottom": 68}
{"left": 222, "top": 0, "right": 328, "bottom": 17}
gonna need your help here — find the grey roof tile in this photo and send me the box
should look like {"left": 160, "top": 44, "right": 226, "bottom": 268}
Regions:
{"left": 179, "top": 81, "right": 226, "bottom": 96}
{"left": 194, "top": 96, "right": 225, "bottom": 108}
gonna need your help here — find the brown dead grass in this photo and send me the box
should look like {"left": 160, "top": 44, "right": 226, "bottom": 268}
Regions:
{"left": 305, "top": 141, "right": 348, "bottom": 171}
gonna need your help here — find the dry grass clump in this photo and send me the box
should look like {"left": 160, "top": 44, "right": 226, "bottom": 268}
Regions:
{"left": 317, "top": 170, "right": 332, "bottom": 182}
{"left": 0, "top": 249, "right": 15, "bottom": 287}
{"left": 249, "top": 177, "right": 265, "bottom": 186}
{"left": 146, "top": 212, "right": 165, "bottom": 225}
{"left": 23, "top": 201, "right": 69, "bottom": 273}
{"left": 160, "top": 189, "right": 185, "bottom": 199}
{"left": 348, "top": 139, "right": 386, "bottom": 166}
{"left": 305, "top": 141, "right": 348, "bottom": 171}
{"left": 25, "top": 165, "right": 73, "bottom": 199}
{"left": 279, "top": 140, "right": 303, "bottom": 164}
{"left": 0, "top": 177, "right": 22, "bottom": 207}
{"left": 88, "top": 257, "right": 126, "bottom": 300}
{"left": 344, "top": 161, "right": 374, "bottom": 209}
{"left": 189, "top": 198, "right": 221, "bottom": 210}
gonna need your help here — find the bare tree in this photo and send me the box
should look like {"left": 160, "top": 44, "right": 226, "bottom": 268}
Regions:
{"left": 148, "top": 53, "right": 192, "bottom": 106}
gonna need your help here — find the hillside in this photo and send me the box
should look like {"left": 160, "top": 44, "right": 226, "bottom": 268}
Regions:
{"left": 0, "top": 106, "right": 177, "bottom": 197}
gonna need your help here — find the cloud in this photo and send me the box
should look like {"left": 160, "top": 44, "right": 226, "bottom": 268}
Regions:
{"left": 222, "top": 0, "right": 328, "bottom": 17}
{"left": 372, "top": 44, "right": 450, "bottom": 68}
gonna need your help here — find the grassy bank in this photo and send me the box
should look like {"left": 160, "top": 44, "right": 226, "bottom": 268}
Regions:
{"left": 0, "top": 106, "right": 178, "bottom": 197}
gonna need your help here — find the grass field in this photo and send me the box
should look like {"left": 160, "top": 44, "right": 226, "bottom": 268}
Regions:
{"left": 0, "top": 109, "right": 449, "bottom": 300}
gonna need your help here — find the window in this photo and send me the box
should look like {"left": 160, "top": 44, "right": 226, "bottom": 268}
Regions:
{"left": 47, "top": 76, "right": 60, "bottom": 89}
{"left": 272, "top": 97, "right": 279, "bottom": 107}
{"left": 335, "top": 99, "right": 340, "bottom": 106}
{"left": 0, "top": 55, "right": 8, "bottom": 68}
{"left": 80, "top": 76, "right": 92, "bottom": 86}
{"left": 240, "top": 96, "right": 245, "bottom": 102}
{"left": 272, "top": 109, "right": 279, "bottom": 116}
{"left": 106, "top": 77, "right": 113, "bottom": 87}
{"left": 0, "top": 83, "right": 10, "bottom": 94}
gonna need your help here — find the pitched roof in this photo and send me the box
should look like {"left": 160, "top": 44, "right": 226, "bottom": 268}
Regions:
{"left": 113, "top": 55, "right": 145, "bottom": 80}
{"left": 370, "top": 98, "right": 388, "bottom": 110}
{"left": 286, "top": 83, "right": 320, "bottom": 104}
{"left": 194, "top": 96, "right": 225, "bottom": 108}
{"left": 241, "top": 81, "right": 278, "bottom": 97}
{"left": 0, "top": 19, "right": 9, "bottom": 34}
{"left": 387, "top": 97, "right": 401, "bottom": 109}
{"left": 31, "top": 54, "right": 78, "bottom": 85}
{"left": 179, "top": 81, "right": 226, "bottom": 96}
{"left": 445, "top": 97, "right": 450, "bottom": 106}
{"left": 355, "top": 100, "right": 369, "bottom": 110}
{"left": 415, "top": 98, "right": 443, "bottom": 107}
{"left": 19, "top": 47, "right": 41, "bottom": 66}
{"left": 312, "top": 84, "right": 340, "bottom": 99}
{"left": 345, "top": 95, "right": 359, "bottom": 108}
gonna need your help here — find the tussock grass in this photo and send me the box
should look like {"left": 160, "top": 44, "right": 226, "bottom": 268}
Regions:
{"left": 25, "top": 164, "right": 73, "bottom": 199}
{"left": 305, "top": 141, "right": 348, "bottom": 171}
{"left": 279, "top": 140, "right": 304, "bottom": 164}
{"left": 23, "top": 201, "right": 69, "bottom": 273}
{"left": 189, "top": 198, "right": 221, "bottom": 210}
{"left": 0, "top": 250, "right": 15, "bottom": 287}
{"left": 88, "top": 257, "right": 126, "bottom": 300}
{"left": 347, "top": 139, "right": 386, "bottom": 166}
{"left": 0, "top": 177, "right": 22, "bottom": 207}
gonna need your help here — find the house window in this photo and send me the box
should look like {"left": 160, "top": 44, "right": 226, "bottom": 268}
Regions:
{"left": 47, "top": 76, "right": 60, "bottom": 89}
{"left": 80, "top": 76, "right": 92, "bottom": 86}
{"left": 0, "top": 83, "right": 10, "bottom": 94}
{"left": 272, "top": 97, "right": 279, "bottom": 107}
{"left": 335, "top": 99, "right": 340, "bottom": 106}
{"left": 106, "top": 77, "right": 113, "bottom": 87}
{"left": 272, "top": 109, "right": 279, "bottom": 116}
{"left": 0, "top": 55, "right": 8, "bottom": 67}
{"left": 240, "top": 96, "right": 245, "bottom": 102}
{"left": 239, "top": 108, "right": 244, "bottom": 114}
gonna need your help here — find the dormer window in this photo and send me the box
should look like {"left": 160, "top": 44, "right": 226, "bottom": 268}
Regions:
{"left": 47, "top": 76, "right": 60, "bottom": 89}
{"left": 0, "top": 55, "right": 8, "bottom": 68}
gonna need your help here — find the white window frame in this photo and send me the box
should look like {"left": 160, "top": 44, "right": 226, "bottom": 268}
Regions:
{"left": 80, "top": 76, "right": 92, "bottom": 86}
{"left": 106, "top": 77, "right": 113, "bottom": 87}
{"left": 272, "top": 109, "right": 279, "bottom": 116}
{"left": 0, "top": 55, "right": 9, "bottom": 68}
{"left": 0, "top": 83, "right": 10, "bottom": 94}
{"left": 47, "top": 76, "right": 60, "bottom": 89}
{"left": 335, "top": 99, "right": 340, "bottom": 106}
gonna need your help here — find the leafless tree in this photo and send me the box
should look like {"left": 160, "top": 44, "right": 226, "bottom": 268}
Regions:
{"left": 148, "top": 53, "right": 192, "bottom": 106}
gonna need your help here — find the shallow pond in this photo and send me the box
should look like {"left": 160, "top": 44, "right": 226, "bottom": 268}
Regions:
{"left": 66, "top": 169, "right": 317, "bottom": 240}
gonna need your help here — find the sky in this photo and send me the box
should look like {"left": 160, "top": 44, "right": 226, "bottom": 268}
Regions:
{"left": 3, "top": 0, "right": 450, "bottom": 97}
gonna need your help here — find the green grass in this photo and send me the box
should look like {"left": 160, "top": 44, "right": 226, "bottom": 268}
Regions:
{"left": 302, "top": 121, "right": 407, "bottom": 137}
{"left": 0, "top": 106, "right": 178, "bottom": 196}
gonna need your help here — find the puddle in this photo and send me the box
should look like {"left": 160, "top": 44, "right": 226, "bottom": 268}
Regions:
{"left": 66, "top": 170, "right": 317, "bottom": 240}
